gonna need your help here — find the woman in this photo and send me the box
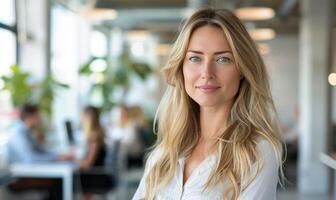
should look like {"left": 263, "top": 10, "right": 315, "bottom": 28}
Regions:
{"left": 125, "top": 106, "right": 150, "bottom": 167}
{"left": 79, "top": 106, "right": 106, "bottom": 170}
{"left": 77, "top": 106, "right": 111, "bottom": 200}
{"left": 114, "top": 105, "right": 147, "bottom": 168}
{"left": 133, "top": 8, "right": 284, "bottom": 200}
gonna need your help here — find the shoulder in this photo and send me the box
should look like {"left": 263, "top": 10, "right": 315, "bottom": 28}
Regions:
{"left": 238, "top": 139, "right": 281, "bottom": 199}
{"left": 132, "top": 147, "right": 164, "bottom": 200}
{"left": 11, "top": 122, "right": 27, "bottom": 133}
{"left": 88, "top": 129, "right": 104, "bottom": 142}
{"left": 145, "top": 147, "right": 164, "bottom": 170}
{"left": 255, "top": 138, "right": 281, "bottom": 167}
{"left": 9, "top": 122, "right": 29, "bottom": 142}
{"left": 247, "top": 138, "right": 281, "bottom": 186}
{"left": 140, "top": 147, "right": 165, "bottom": 178}
{"left": 257, "top": 139, "right": 274, "bottom": 154}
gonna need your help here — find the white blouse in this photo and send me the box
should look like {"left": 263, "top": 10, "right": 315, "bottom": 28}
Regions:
{"left": 133, "top": 139, "right": 279, "bottom": 200}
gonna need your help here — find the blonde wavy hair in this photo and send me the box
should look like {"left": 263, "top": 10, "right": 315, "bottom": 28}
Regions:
{"left": 144, "top": 8, "right": 284, "bottom": 200}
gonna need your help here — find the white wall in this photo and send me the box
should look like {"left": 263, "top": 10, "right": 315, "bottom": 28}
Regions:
{"left": 264, "top": 34, "right": 299, "bottom": 126}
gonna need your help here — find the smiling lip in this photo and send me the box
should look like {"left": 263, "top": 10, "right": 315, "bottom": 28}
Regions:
{"left": 196, "top": 85, "right": 221, "bottom": 92}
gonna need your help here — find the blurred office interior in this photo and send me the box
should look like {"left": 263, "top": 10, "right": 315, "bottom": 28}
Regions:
{"left": 0, "top": 0, "right": 335, "bottom": 199}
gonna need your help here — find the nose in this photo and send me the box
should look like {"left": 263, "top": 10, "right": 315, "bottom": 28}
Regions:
{"left": 201, "top": 60, "right": 214, "bottom": 79}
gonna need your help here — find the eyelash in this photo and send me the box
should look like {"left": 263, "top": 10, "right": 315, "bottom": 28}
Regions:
{"left": 216, "top": 56, "right": 231, "bottom": 64}
{"left": 188, "top": 56, "right": 231, "bottom": 64}
{"left": 189, "top": 56, "right": 201, "bottom": 62}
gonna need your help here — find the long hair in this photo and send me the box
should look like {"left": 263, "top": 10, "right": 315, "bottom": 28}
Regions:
{"left": 82, "top": 106, "right": 104, "bottom": 143}
{"left": 144, "top": 8, "right": 284, "bottom": 200}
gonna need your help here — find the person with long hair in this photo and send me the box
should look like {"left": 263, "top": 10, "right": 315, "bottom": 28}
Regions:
{"left": 77, "top": 106, "right": 111, "bottom": 200}
{"left": 79, "top": 106, "right": 105, "bottom": 169}
{"left": 133, "top": 8, "right": 284, "bottom": 200}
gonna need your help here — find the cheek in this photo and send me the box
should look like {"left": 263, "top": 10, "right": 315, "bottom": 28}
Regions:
{"left": 183, "top": 62, "right": 200, "bottom": 79}
{"left": 223, "top": 70, "right": 241, "bottom": 94}
{"left": 231, "top": 78, "right": 241, "bottom": 96}
{"left": 183, "top": 70, "right": 193, "bottom": 100}
{"left": 183, "top": 66, "right": 197, "bottom": 91}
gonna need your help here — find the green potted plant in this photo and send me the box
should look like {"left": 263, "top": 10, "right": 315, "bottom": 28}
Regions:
{"left": 0, "top": 64, "right": 33, "bottom": 107}
{"left": 0, "top": 64, "right": 69, "bottom": 144}
{"left": 1, "top": 64, "right": 69, "bottom": 119}
{"left": 79, "top": 50, "right": 153, "bottom": 113}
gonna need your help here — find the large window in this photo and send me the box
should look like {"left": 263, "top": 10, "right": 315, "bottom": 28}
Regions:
{"left": 0, "top": 0, "right": 17, "bottom": 159}
{"left": 0, "top": 0, "right": 17, "bottom": 76}
{"left": 0, "top": 0, "right": 16, "bottom": 25}
{"left": 50, "top": 4, "right": 91, "bottom": 147}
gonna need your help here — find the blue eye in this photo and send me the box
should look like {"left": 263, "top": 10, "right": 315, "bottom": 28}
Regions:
{"left": 217, "top": 56, "right": 231, "bottom": 64}
{"left": 189, "top": 56, "right": 201, "bottom": 62}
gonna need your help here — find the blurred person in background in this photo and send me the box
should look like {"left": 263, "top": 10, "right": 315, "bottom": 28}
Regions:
{"left": 7, "top": 104, "right": 73, "bottom": 163}
{"left": 110, "top": 105, "right": 147, "bottom": 169}
{"left": 76, "top": 105, "right": 113, "bottom": 200}
{"left": 6, "top": 103, "right": 73, "bottom": 200}
{"left": 120, "top": 105, "right": 148, "bottom": 168}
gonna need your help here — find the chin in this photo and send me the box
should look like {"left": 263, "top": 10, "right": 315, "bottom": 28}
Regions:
{"left": 198, "top": 103, "right": 221, "bottom": 108}
{"left": 193, "top": 99, "right": 222, "bottom": 107}
{"left": 192, "top": 94, "right": 233, "bottom": 108}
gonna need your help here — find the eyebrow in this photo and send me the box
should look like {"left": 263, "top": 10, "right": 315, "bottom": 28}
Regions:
{"left": 187, "top": 50, "right": 233, "bottom": 55}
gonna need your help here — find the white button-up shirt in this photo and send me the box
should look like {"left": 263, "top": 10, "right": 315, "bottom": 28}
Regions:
{"left": 133, "top": 139, "right": 279, "bottom": 200}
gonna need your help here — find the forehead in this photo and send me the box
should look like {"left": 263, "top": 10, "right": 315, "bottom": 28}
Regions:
{"left": 187, "top": 25, "right": 231, "bottom": 52}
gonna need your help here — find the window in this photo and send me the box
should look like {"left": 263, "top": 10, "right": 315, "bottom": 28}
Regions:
{"left": 0, "top": 29, "right": 16, "bottom": 76}
{"left": 0, "top": 0, "right": 16, "bottom": 26}
{"left": 0, "top": 0, "right": 17, "bottom": 76}
{"left": 50, "top": 4, "right": 91, "bottom": 141}
{"left": 0, "top": 0, "right": 17, "bottom": 145}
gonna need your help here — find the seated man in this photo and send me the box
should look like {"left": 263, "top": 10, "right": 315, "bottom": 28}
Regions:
{"left": 6, "top": 104, "right": 73, "bottom": 200}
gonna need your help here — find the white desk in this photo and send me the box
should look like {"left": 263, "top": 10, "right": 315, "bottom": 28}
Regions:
{"left": 320, "top": 153, "right": 336, "bottom": 200}
{"left": 10, "top": 163, "right": 75, "bottom": 200}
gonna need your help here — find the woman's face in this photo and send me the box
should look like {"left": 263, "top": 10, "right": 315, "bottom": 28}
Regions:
{"left": 182, "top": 25, "right": 241, "bottom": 108}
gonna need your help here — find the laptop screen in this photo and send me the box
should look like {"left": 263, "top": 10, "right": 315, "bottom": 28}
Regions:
{"left": 64, "top": 120, "right": 74, "bottom": 145}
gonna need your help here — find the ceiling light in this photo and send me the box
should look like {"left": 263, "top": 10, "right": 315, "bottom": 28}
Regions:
{"left": 248, "top": 28, "right": 276, "bottom": 41}
{"left": 81, "top": 8, "right": 118, "bottom": 20}
{"left": 126, "top": 31, "right": 150, "bottom": 39}
{"left": 235, "top": 7, "right": 275, "bottom": 21}
{"left": 90, "top": 59, "right": 107, "bottom": 73}
{"left": 328, "top": 73, "right": 336, "bottom": 86}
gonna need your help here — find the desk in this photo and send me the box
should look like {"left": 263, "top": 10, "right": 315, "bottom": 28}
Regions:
{"left": 10, "top": 163, "right": 75, "bottom": 200}
{"left": 0, "top": 169, "right": 12, "bottom": 186}
{"left": 320, "top": 153, "right": 336, "bottom": 200}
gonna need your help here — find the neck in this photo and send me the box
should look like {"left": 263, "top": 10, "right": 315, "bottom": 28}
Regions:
{"left": 199, "top": 101, "right": 233, "bottom": 141}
